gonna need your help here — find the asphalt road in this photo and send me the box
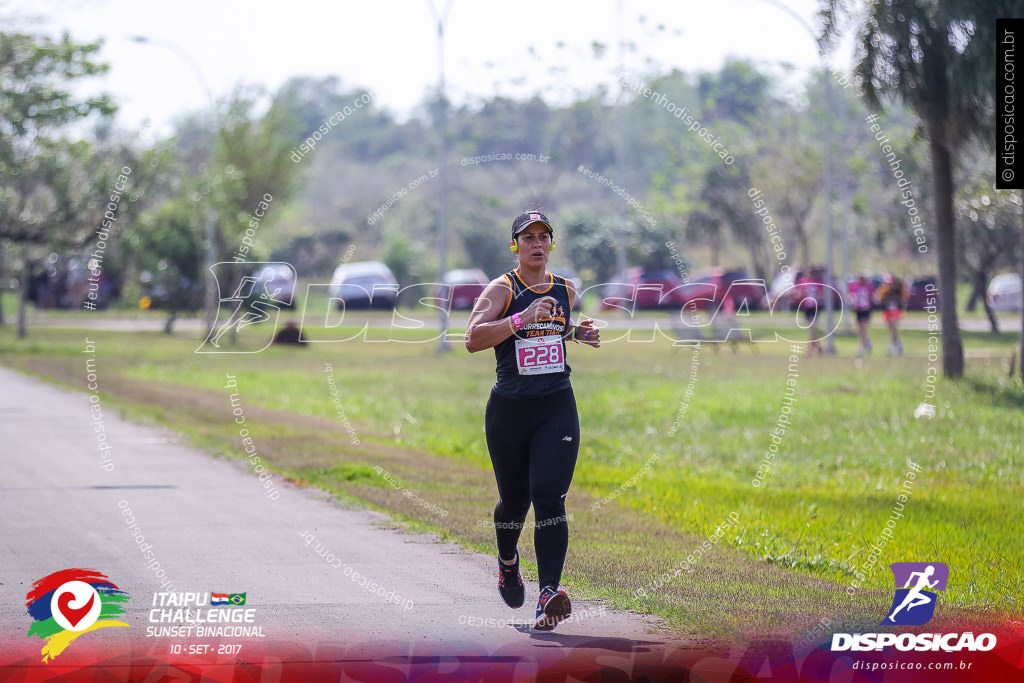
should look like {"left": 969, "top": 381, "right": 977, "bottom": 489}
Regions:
{"left": 0, "top": 365, "right": 684, "bottom": 674}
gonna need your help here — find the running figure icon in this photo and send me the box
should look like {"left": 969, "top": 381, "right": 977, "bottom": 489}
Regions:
{"left": 887, "top": 565, "right": 938, "bottom": 622}
{"left": 209, "top": 276, "right": 285, "bottom": 348}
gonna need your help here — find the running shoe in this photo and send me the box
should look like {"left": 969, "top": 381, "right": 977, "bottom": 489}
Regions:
{"left": 533, "top": 586, "right": 571, "bottom": 631}
{"left": 497, "top": 550, "right": 524, "bottom": 608}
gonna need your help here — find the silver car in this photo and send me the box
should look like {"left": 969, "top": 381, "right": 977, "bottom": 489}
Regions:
{"left": 328, "top": 261, "right": 398, "bottom": 310}
{"left": 987, "top": 273, "right": 1022, "bottom": 312}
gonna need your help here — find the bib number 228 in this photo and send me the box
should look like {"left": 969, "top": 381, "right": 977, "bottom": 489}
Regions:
{"left": 515, "top": 335, "right": 565, "bottom": 375}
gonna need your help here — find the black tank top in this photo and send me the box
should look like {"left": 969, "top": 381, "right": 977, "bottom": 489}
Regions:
{"left": 492, "top": 270, "right": 573, "bottom": 398}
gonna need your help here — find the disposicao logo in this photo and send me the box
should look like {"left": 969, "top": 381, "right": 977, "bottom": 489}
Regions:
{"left": 884, "top": 561, "right": 948, "bottom": 626}
{"left": 26, "top": 569, "right": 130, "bottom": 662}
{"left": 831, "top": 561, "right": 997, "bottom": 653}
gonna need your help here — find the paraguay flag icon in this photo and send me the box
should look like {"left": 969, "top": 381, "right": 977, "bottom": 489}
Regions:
{"left": 882, "top": 562, "right": 949, "bottom": 626}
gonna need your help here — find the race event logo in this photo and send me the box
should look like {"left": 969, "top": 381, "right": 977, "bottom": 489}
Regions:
{"left": 884, "top": 561, "right": 948, "bottom": 626}
{"left": 25, "top": 569, "right": 130, "bottom": 662}
{"left": 196, "top": 262, "right": 296, "bottom": 354}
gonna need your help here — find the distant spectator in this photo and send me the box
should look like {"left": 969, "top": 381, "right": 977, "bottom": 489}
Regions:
{"left": 273, "top": 321, "right": 307, "bottom": 346}
{"left": 848, "top": 274, "right": 875, "bottom": 357}
{"left": 876, "top": 275, "right": 909, "bottom": 356}
{"left": 796, "top": 267, "right": 825, "bottom": 356}
{"left": 29, "top": 266, "right": 51, "bottom": 309}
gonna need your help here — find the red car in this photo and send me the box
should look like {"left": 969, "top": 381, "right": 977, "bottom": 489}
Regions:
{"left": 600, "top": 267, "right": 693, "bottom": 311}
{"left": 770, "top": 268, "right": 843, "bottom": 310}
{"left": 686, "top": 268, "right": 767, "bottom": 311}
{"left": 436, "top": 268, "right": 488, "bottom": 310}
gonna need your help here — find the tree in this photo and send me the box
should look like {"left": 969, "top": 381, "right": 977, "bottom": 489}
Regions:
{"left": 684, "top": 210, "right": 724, "bottom": 266}
{"left": 820, "top": 0, "right": 1021, "bottom": 377}
{"left": 212, "top": 90, "right": 303, "bottom": 247}
{"left": 461, "top": 196, "right": 516, "bottom": 279}
{"left": 698, "top": 58, "right": 775, "bottom": 124}
{"left": 700, "top": 160, "right": 770, "bottom": 280}
{"left": 199, "top": 89, "right": 304, "bottom": 337}
{"left": 754, "top": 137, "right": 822, "bottom": 267}
{"left": 954, "top": 158, "right": 1021, "bottom": 333}
{"left": 0, "top": 31, "right": 115, "bottom": 336}
{"left": 383, "top": 234, "right": 420, "bottom": 307}
{"left": 562, "top": 215, "right": 619, "bottom": 284}
{"left": 132, "top": 193, "right": 205, "bottom": 333}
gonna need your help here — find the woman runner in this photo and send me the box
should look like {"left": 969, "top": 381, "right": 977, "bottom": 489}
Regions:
{"left": 465, "top": 210, "right": 600, "bottom": 631}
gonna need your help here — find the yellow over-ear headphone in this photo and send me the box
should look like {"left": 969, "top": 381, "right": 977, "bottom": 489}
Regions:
{"left": 510, "top": 237, "right": 555, "bottom": 252}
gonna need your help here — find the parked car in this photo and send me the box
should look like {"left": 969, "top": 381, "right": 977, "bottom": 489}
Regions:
{"left": 250, "top": 263, "right": 297, "bottom": 309}
{"left": 688, "top": 268, "right": 766, "bottom": 311}
{"left": 600, "top": 267, "right": 690, "bottom": 311}
{"left": 769, "top": 268, "right": 843, "bottom": 310}
{"left": 987, "top": 272, "right": 1022, "bottom": 312}
{"left": 328, "top": 261, "right": 398, "bottom": 310}
{"left": 436, "top": 268, "right": 488, "bottom": 310}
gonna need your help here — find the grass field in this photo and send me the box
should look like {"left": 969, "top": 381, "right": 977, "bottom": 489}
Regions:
{"left": 1, "top": 309, "right": 1021, "bottom": 640}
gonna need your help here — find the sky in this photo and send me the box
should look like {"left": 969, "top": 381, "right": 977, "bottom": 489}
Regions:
{"left": 7, "top": 0, "right": 859, "bottom": 135}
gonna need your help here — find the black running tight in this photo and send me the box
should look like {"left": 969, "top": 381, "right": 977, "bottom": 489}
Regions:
{"left": 484, "top": 387, "right": 580, "bottom": 590}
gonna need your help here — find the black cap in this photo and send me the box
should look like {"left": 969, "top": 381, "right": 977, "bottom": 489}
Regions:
{"left": 511, "top": 211, "right": 553, "bottom": 239}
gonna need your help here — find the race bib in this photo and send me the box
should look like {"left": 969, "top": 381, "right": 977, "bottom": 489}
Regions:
{"left": 515, "top": 335, "right": 565, "bottom": 375}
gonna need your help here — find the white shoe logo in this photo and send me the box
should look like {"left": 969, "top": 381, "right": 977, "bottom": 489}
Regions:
{"left": 562, "top": 436, "right": 573, "bottom": 441}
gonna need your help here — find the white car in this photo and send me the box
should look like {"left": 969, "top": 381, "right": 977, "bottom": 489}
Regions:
{"left": 987, "top": 273, "right": 1022, "bottom": 312}
{"left": 328, "top": 261, "right": 398, "bottom": 310}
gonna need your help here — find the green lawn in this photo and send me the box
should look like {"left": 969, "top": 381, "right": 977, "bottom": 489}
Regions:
{"left": 1, "top": 313, "right": 1021, "bottom": 638}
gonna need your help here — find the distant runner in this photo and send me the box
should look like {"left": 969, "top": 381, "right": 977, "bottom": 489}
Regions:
{"left": 848, "top": 274, "right": 875, "bottom": 357}
{"left": 876, "top": 274, "right": 909, "bottom": 356}
{"left": 465, "top": 210, "right": 600, "bottom": 631}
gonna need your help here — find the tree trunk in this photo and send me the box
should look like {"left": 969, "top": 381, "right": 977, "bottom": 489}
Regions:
{"left": 746, "top": 234, "right": 768, "bottom": 283}
{"left": 972, "top": 271, "right": 999, "bottom": 333}
{"left": 982, "top": 295, "right": 999, "bottom": 335}
{"left": 0, "top": 245, "right": 5, "bottom": 327}
{"left": 965, "top": 274, "right": 981, "bottom": 312}
{"left": 928, "top": 129, "right": 964, "bottom": 378}
{"left": 17, "top": 256, "right": 29, "bottom": 339}
{"left": 793, "top": 217, "right": 810, "bottom": 269}
{"left": 164, "top": 306, "right": 177, "bottom": 335}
